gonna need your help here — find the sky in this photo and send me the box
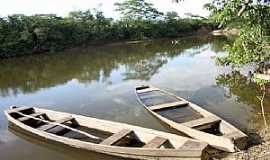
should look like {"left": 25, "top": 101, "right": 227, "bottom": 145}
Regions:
{"left": 0, "top": 0, "right": 210, "bottom": 18}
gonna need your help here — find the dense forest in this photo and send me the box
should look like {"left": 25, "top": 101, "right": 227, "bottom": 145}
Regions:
{"left": 0, "top": 0, "right": 214, "bottom": 58}
{"left": 2, "top": 0, "right": 269, "bottom": 73}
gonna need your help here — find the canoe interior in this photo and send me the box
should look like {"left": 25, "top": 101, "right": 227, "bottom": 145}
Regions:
{"left": 137, "top": 90, "right": 203, "bottom": 123}
{"left": 136, "top": 87, "right": 222, "bottom": 135}
{"left": 138, "top": 91, "right": 180, "bottom": 106}
{"left": 156, "top": 107, "right": 202, "bottom": 123}
{"left": 8, "top": 107, "right": 145, "bottom": 147}
{"left": 8, "top": 127, "right": 128, "bottom": 160}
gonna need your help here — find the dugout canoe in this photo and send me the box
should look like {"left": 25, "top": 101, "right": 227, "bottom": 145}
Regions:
{"left": 4, "top": 106, "right": 209, "bottom": 160}
{"left": 135, "top": 85, "right": 248, "bottom": 153}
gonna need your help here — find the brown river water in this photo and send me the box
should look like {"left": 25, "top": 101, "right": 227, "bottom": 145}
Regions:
{"left": 0, "top": 35, "right": 269, "bottom": 160}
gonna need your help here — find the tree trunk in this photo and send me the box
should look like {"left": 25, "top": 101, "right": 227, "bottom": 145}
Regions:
{"left": 238, "top": 0, "right": 252, "bottom": 16}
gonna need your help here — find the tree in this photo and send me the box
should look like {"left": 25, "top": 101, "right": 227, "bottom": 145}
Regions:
{"left": 204, "top": 0, "right": 270, "bottom": 72}
{"left": 69, "top": 10, "right": 94, "bottom": 21}
{"left": 165, "top": 11, "right": 179, "bottom": 21}
{"left": 114, "top": 0, "right": 163, "bottom": 20}
{"left": 0, "top": 6, "right": 210, "bottom": 58}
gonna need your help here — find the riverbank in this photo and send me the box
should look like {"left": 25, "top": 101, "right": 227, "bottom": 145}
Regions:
{"left": 0, "top": 27, "right": 213, "bottom": 59}
{"left": 209, "top": 126, "right": 270, "bottom": 159}
{"left": 211, "top": 28, "right": 240, "bottom": 36}
{"left": 0, "top": 12, "right": 214, "bottom": 59}
{"left": 228, "top": 127, "right": 270, "bottom": 160}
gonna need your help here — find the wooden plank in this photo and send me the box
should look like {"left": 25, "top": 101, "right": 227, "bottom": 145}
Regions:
{"left": 56, "top": 116, "right": 75, "bottom": 124}
{"left": 136, "top": 88, "right": 159, "bottom": 94}
{"left": 179, "top": 140, "right": 205, "bottom": 150}
{"left": 138, "top": 93, "right": 163, "bottom": 100}
{"left": 143, "top": 136, "right": 169, "bottom": 148}
{"left": 38, "top": 116, "right": 75, "bottom": 131}
{"left": 45, "top": 117, "right": 77, "bottom": 135}
{"left": 224, "top": 131, "right": 244, "bottom": 139}
{"left": 7, "top": 106, "right": 33, "bottom": 114}
{"left": 18, "top": 112, "right": 45, "bottom": 122}
{"left": 136, "top": 86, "right": 150, "bottom": 90}
{"left": 148, "top": 101, "right": 188, "bottom": 111}
{"left": 100, "top": 129, "right": 133, "bottom": 145}
{"left": 155, "top": 112, "right": 236, "bottom": 152}
{"left": 181, "top": 116, "right": 221, "bottom": 129}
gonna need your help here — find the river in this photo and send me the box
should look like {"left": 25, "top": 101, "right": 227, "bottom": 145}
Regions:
{"left": 0, "top": 35, "right": 269, "bottom": 160}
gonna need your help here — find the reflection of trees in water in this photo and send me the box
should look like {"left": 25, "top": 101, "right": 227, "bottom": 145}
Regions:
{"left": 209, "top": 36, "right": 232, "bottom": 53}
{"left": 123, "top": 56, "right": 167, "bottom": 80}
{"left": 216, "top": 71, "right": 261, "bottom": 106}
{"left": 0, "top": 35, "right": 226, "bottom": 96}
{"left": 216, "top": 71, "right": 270, "bottom": 128}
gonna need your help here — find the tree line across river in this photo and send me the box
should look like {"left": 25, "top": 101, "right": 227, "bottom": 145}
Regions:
{"left": 0, "top": 1, "right": 215, "bottom": 58}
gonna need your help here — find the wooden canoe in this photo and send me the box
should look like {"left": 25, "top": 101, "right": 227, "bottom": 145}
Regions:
{"left": 135, "top": 85, "right": 248, "bottom": 153}
{"left": 4, "top": 106, "right": 209, "bottom": 160}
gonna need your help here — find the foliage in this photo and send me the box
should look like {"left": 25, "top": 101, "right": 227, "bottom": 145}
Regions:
{"left": 114, "top": 0, "right": 163, "bottom": 20}
{"left": 0, "top": 7, "right": 212, "bottom": 58}
{"left": 253, "top": 74, "right": 270, "bottom": 86}
{"left": 205, "top": 0, "right": 270, "bottom": 69}
{"left": 0, "top": 11, "right": 115, "bottom": 57}
{"left": 165, "top": 11, "right": 179, "bottom": 20}
{"left": 217, "top": 26, "right": 270, "bottom": 66}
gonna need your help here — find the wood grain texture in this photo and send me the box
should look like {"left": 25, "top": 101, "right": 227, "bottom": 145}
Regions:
{"left": 135, "top": 85, "right": 248, "bottom": 152}
{"left": 18, "top": 112, "right": 45, "bottom": 122}
{"left": 149, "top": 101, "right": 188, "bottom": 111}
{"left": 100, "top": 129, "right": 133, "bottom": 145}
{"left": 4, "top": 106, "right": 209, "bottom": 160}
{"left": 143, "top": 137, "right": 169, "bottom": 148}
{"left": 181, "top": 116, "right": 221, "bottom": 130}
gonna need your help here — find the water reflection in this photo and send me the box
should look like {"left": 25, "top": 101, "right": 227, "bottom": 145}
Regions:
{"left": 0, "top": 36, "right": 225, "bottom": 97}
{"left": 0, "top": 35, "right": 267, "bottom": 160}
{"left": 216, "top": 71, "right": 270, "bottom": 130}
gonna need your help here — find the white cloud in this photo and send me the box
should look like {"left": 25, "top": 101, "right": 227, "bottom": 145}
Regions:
{"left": 0, "top": 0, "right": 209, "bottom": 18}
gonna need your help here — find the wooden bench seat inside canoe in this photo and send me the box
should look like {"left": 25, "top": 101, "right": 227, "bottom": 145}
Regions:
{"left": 136, "top": 88, "right": 159, "bottom": 94}
{"left": 18, "top": 112, "right": 46, "bottom": 122}
{"left": 7, "top": 106, "right": 34, "bottom": 114}
{"left": 100, "top": 129, "right": 134, "bottom": 146}
{"left": 181, "top": 116, "right": 221, "bottom": 130}
{"left": 38, "top": 116, "right": 77, "bottom": 131}
{"left": 178, "top": 140, "right": 205, "bottom": 150}
{"left": 149, "top": 101, "right": 189, "bottom": 111}
{"left": 143, "top": 136, "right": 173, "bottom": 148}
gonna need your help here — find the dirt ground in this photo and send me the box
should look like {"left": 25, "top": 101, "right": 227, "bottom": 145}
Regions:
{"left": 217, "top": 127, "right": 270, "bottom": 160}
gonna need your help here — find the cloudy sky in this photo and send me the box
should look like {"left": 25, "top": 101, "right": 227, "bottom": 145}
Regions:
{"left": 0, "top": 0, "right": 210, "bottom": 18}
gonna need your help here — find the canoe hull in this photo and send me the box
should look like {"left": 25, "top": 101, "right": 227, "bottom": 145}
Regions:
{"left": 4, "top": 107, "right": 209, "bottom": 160}
{"left": 135, "top": 85, "right": 248, "bottom": 153}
